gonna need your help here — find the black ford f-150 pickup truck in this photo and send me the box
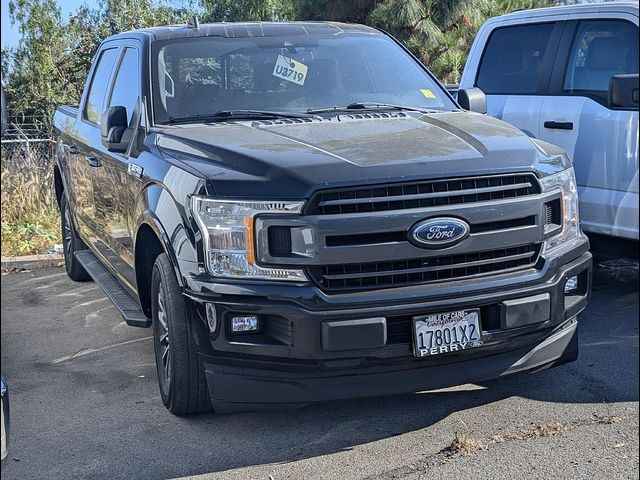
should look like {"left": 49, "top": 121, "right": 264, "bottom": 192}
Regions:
{"left": 53, "top": 21, "right": 592, "bottom": 415}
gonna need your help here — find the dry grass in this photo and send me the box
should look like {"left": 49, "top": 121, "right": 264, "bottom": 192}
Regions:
{"left": 598, "top": 401, "right": 624, "bottom": 425}
{"left": 596, "top": 413, "right": 623, "bottom": 425}
{"left": 491, "top": 422, "right": 567, "bottom": 443}
{"left": 1, "top": 162, "right": 61, "bottom": 256}
{"left": 445, "top": 422, "right": 568, "bottom": 457}
{"left": 445, "top": 433, "right": 485, "bottom": 456}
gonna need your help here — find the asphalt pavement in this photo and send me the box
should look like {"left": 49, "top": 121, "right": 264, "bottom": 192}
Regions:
{"left": 1, "top": 259, "right": 638, "bottom": 480}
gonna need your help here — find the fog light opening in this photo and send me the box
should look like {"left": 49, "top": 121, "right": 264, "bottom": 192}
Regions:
{"left": 205, "top": 303, "right": 218, "bottom": 334}
{"left": 230, "top": 315, "right": 261, "bottom": 334}
{"left": 564, "top": 275, "right": 579, "bottom": 294}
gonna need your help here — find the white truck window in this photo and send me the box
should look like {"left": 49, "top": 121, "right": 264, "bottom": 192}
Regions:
{"left": 476, "top": 23, "right": 555, "bottom": 94}
{"left": 563, "top": 20, "right": 639, "bottom": 99}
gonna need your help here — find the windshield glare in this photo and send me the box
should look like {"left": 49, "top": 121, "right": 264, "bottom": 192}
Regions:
{"left": 152, "top": 34, "right": 453, "bottom": 124}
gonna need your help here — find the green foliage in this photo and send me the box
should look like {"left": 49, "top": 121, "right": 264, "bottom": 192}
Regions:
{"left": 298, "top": 0, "right": 551, "bottom": 83}
{"left": 3, "top": 0, "right": 198, "bottom": 124}
{"left": 1, "top": 161, "right": 61, "bottom": 256}
{"left": 4, "top": 0, "right": 74, "bottom": 120}
{"left": 199, "top": 0, "right": 296, "bottom": 22}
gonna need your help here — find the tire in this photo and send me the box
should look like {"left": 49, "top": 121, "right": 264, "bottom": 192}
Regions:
{"left": 60, "top": 195, "right": 91, "bottom": 282}
{"left": 151, "top": 253, "right": 211, "bottom": 415}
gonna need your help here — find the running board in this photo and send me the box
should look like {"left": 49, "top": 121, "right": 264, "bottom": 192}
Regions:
{"left": 74, "top": 250, "right": 151, "bottom": 328}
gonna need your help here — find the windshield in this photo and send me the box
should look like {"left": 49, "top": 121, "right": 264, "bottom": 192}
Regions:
{"left": 151, "top": 33, "right": 455, "bottom": 124}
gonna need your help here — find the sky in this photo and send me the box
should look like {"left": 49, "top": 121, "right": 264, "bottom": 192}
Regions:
{"left": 1, "top": 0, "right": 97, "bottom": 48}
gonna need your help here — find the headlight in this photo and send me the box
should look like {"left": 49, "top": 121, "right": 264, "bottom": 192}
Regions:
{"left": 541, "top": 167, "right": 580, "bottom": 254}
{"left": 191, "top": 196, "right": 307, "bottom": 281}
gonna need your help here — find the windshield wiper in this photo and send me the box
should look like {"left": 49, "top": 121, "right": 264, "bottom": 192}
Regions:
{"left": 307, "top": 102, "right": 439, "bottom": 114}
{"left": 165, "top": 110, "right": 313, "bottom": 124}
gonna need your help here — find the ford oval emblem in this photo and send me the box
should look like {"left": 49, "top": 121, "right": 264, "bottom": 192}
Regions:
{"left": 409, "top": 217, "right": 470, "bottom": 248}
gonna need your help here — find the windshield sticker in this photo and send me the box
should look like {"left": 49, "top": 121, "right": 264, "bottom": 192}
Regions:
{"left": 420, "top": 88, "right": 436, "bottom": 99}
{"left": 273, "top": 55, "right": 308, "bottom": 86}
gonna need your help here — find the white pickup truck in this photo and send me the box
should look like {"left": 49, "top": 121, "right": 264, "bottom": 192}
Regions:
{"left": 458, "top": 2, "right": 639, "bottom": 251}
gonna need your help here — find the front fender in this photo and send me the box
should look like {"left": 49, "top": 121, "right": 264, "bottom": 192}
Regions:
{"left": 133, "top": 182, "right": 200, "bottom": 287}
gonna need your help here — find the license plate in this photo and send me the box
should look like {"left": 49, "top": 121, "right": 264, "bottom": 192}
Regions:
{"left": 413, "top": 309, "right": 482, "bottom": 357}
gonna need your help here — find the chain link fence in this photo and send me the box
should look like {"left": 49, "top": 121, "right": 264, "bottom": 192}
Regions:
{"left": 1, "top": 116, "right": 61, "bottom": 257}
{"left": 1, "top": 116, "right": 54, "bottom": 172}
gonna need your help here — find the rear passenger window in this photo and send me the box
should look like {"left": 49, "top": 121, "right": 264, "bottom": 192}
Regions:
{"left": 84, "top": 48, "right": 118, "bottom": 124}
{"left": 476, "top": 23, "right": 555, "bottom": 94}
{"left": 108, "top": 47, "right": 140, "bottom": 125}
{"left": 563, "top": 20, "right": 639, "bottom": 98}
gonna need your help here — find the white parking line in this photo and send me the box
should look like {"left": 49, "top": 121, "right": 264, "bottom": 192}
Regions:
{"left": 51, "top": 336, "right": 153, "bottom": 364}
{"left": 17, "top": 272, "right": 67, "bottom": 285}
{"left": 58, "top": 285, "right": 98, "bottom": 297}
{"left": 34, "top": 277, "right": 75, "bottom": 290}
{"left": 76, "top": 297, "right": 109, "bottom": 308}
{"left": 83, "top": 305, "right": 117, "bottom": 327}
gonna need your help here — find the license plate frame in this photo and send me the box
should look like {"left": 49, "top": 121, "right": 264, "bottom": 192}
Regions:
{"left": 412, "top": 309, "right": 482, "bottom": 357}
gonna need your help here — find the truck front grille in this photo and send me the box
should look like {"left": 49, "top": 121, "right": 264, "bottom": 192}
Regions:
{"left": 308, "top": 244, "right": 540, "bottom": 293}
{"left": 307, "top": 173, "right": 540, "bottom": 215}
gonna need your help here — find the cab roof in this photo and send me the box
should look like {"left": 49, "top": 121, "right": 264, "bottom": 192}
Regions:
{"left": 495, "top": 1, "right": 638, "bottom": 22}
{"left": 105, "top": 21, "right": 381, "bottom": 44}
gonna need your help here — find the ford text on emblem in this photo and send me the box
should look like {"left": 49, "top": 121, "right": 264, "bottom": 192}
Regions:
{"left": 409, "top": 217, "right": 470, "bottom": 248}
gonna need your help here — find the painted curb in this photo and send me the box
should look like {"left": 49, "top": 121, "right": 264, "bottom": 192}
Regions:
{"left": 1, "top": 254, "right": 64, "bottom": 270}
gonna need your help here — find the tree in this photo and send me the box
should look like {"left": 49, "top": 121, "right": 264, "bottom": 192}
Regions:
{"left": 3, "top": 0, "right": 197, "bottom": 124}
{"left": 296, "top": 0, "right": 551, "bottom": 83}
{"left": 6, "top": 0, "right": 76, "bottom": 120}
{"left": 199, "top": 0, "right": 296, "bottom": 22}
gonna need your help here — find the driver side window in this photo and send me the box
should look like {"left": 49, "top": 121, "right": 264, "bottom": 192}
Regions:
{"left": 107, "top": 47, "right": 140, "bottom": 125}
{"left": 84, "top": 48, "right": 118, "bottom": 124}
{"left": 563, "top": 20, "right": 639, "bottom": 98}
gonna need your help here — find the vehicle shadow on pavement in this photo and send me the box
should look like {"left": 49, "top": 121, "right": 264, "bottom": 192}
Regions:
{"left": 143, "top": 260, "right": 638, "bottom": 479}
{"left": 1, "top": 262, "right": 637, "bottom": 480}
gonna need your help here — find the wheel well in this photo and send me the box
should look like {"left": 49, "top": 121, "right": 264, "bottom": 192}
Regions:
{"left": 54, "top": 165, "right": 64, "bottom": 207}
{"left": 135, "top": 224, "right": 165, "bottom": 318}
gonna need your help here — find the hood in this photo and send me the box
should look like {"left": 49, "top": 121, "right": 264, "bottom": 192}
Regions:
{"left": 156, "top": 111, "right": 568, "bottom": 199}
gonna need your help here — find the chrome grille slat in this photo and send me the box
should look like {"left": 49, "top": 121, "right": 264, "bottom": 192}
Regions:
{"left": 321, "top": 250, "right": 536, "bottom": 281}
{"left": 308, "top": 244, "right": 541, "bottom": 292}
{"left": 318, "top": 182, "right": 534, "bottom": 207}
{"left": 307, "top": 173, "right": 540, "bottom": 216}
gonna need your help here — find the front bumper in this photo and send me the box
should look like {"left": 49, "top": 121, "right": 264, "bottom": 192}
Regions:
{"left": 185, "top": 246, "right": 592, "bottom": 411}
{"left": 205, "top": 318, "right": 578, "bottom": 412}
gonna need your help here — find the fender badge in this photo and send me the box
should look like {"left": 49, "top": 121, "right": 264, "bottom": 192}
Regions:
{"left": 128, "top": 163, "right": 143, "bottom": 179}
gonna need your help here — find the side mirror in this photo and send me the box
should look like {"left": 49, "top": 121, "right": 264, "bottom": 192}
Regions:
{"left": 609, "top": 74, "right": 639, "bottom": 109}
{"left": 101, "top": 106, "right": 133, "bottom": 153}
{"left": 457, "top": 87, "right": 487, "bottom": 114}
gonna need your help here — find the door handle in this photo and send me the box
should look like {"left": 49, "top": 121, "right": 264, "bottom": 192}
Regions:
{"left": 544, "top": 121, "right": 573, "bottom": 130}
{"left": 86, "top": 156, "right": 102, "bottom": 168}
{"left": 68, "top": 144, "right": 79, "bottom": 155}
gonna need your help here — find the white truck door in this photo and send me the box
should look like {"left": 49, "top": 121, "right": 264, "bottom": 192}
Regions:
{"left": 460, "top": 20, "right": 564, "bottom": 139}
{"left": 539, "top": 17, "right": 639, "bottom": 240}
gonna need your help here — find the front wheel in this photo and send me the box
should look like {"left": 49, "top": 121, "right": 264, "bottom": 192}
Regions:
{"left": 60, "top": 195, "right": 91, "bottom": 282}
{"left": 151, "top": 253, "right": 211, "bottom": 415}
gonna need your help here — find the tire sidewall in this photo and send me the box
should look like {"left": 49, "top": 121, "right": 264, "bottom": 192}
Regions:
{"left": 61, "top": 195, "right": 73, "bottom": 274}
{"left": 151, "top": 261, "right": 173, "bottom": 405}
{"left": 151, "top": 253, "right": 211, "bottom": 415}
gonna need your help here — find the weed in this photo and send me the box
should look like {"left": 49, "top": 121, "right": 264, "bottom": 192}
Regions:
{"left": 598, "top": 400, "right": 624, "bottom": 424}
{"left": 1, "top": 160, "right": 61, "bottom": 256}
{"left": 445, "top": 433, "right": 485, "bottom": 456}
{"left": 491, "top": 422, "right": 567, "bottom": 442}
